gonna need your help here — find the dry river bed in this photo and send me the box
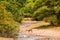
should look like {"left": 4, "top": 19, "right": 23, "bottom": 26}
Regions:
{"left": 18, "top": 21, "right": 60, "bottom": 40}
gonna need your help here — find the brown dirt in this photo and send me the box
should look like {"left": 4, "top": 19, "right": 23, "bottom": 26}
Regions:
{"left": 20, "top": 21, "right": 60, "bottom": 39}
{"left": 20, "top": 28, "right": 60, "bottom": 39}
{"left": 0, "top": 37, "right": 14, "bottom": 40}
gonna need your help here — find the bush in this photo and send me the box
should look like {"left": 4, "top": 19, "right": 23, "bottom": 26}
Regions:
{"left": 44, "top": 15, "right": 58, "bottom": 26}
{"left": 32, "top": 6, "right": 48, "bottom": 21}
{"left": 0, "top": 20, "right": 19, "bottom": 38}
{"left": 14, "top": 13, "right": 23, "bottom": 23}
{"left": 5, "top": 1, "right": 24, "bottom": 23}
{"left": 0, "top": 2, "right": 19, "bottom": 38}
{"left": 33, "top": 13, "right": 45, "bottom": 21}
{"left": 0, "top": 11, "right": 19, "bottom": 38}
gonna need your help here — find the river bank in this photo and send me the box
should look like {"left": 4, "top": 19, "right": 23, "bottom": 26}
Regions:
{"left": 19, "top": 21, "right": 60, "bottom": 40}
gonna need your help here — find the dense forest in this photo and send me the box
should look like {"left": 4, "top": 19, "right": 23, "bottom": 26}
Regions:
{"left": 0, "top": 0, "right": 60, "bottom": 38}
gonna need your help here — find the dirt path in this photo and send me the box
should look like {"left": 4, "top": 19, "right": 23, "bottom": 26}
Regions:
{"left": 31, "top": 29, "right": 60, "bottom": 38}
{"left": 20, "top": 28, "right": 60, "bottom": 38}
{"left": 20, "top": 21, "right": 60, "bottom": 39}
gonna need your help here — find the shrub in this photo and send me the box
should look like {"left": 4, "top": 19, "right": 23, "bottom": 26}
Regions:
{"left": 0, "top": 2, "right": 19, "bottom": 38}
{"left": 0, "top": 11, "right": 19, "bottom": 38}
{"left": 32, "top": 6, "right": 48, "bottom": 21}
{"left": 44, "top": 15, "right": 58, "bottom": 26}
{"left": 0, "top": 20, "right": 19, "bottom": 38}
{"left": 14, "top": 13, "right": 23, "bottom": 23}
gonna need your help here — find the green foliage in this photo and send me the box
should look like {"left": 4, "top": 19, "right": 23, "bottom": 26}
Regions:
{"left": 45, "top": 15, "right": 58, "bottom": 26}
{"left": 0, "top": 20, "right": 19, "bottom": 38}
{"left": 5, "top": 0, "right": 26, "bottom": 22}
{"left": 0, "top": 1, "right": 19, "bottom": 38}
{"left": 32, "top": 6, "right": 48, "bottom": 20}
{"left": 21, "top": 0, "right": 60, "bottom": 25}
{"left": 0, "top": 0, "right": 60, "bottom": 38}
